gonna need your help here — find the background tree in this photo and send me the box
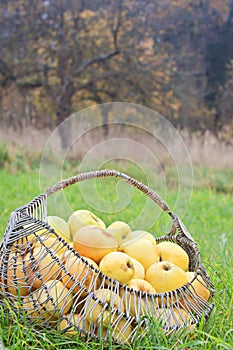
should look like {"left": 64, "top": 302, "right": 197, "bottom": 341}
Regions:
{"left": 0, "top": 0, "right": 232, "bottom": 144}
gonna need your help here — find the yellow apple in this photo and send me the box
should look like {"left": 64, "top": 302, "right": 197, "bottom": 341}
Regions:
{"left": 126, "top": 230, "right": 156, "bottom": 245}
{"left": 25, "top": 246, "right": 61, "bottom": 283}
{"left": 127, "top": 278, "right": 156, "bottom": 293}
{"left": 47, "top": 216, "right": 71, "bottom": 242}
{"left": 19, "top": 293, "right": 56, "bottom": 324}
{"left": 68, "top": 209, "right": 106, "bottom": 239}
{"left": 174, "top": 308, "right": 190, "bottom": 322}
{"left": 11, "top": 223, "right": 46, "bottom": 254}
{"left": 180, "top": 271, "right": 211, "bottom": 311}
{"left": 5, "top": 252, "right": 43, "bottom": 295}
{"left": 129, "top": 257, "right": 145, "bottom": 280}
{"left": 121, "top": 278, "right": 156, "bottom": 317}
{"left": 37, "top": 280, "right": 73, "bottom": 318}
{"left": 187, "top": 271, "right": 210, "bottom": 301}
{"left": 62, "top": 256, "right": 100, "bottom": 296}
{"left": 145, "top": 261, "right": 188, "bottom": 293}
{"left": 5, "top": 254, "right": 31, "bottom": 296}
{"left": 155, "top": 307, "right": 190, "bottom": 328}
{"left": 84, "top": 288, "right": 124, "bottom": 325}
{"left": 119, "top": 238, "right": 159, "bottom": 271}
{"left": 99, "top": 317, "right": 133, "bottom": 344}
{"left": 73, "top": 226, "right": 118, "bottom": 263}
{"left": 107, "top": 221, "right": 131, "bottom": 245}
{"left": 157, "top": 241, "right": 189, "bottom": 271}
{"left": 34, "top": 235, "right": 65, "bottom": 256}
{"left": 99, "top": 252, "right": 135, "bottom": 285}
{"left": 58, "top": 312, "right": 89, "bottom": 334}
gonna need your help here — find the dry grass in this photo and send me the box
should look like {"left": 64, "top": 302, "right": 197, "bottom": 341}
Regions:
{"left": 0, "top": 125, "right": 233, "bottom": 169}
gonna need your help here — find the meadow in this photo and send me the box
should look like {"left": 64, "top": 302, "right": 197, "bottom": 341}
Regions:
{"left": 0, "top": 156, "right": 232, "bottom": 349}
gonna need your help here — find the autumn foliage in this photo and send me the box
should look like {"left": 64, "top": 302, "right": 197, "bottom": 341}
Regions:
{"left": 0, "top": 0, "right": 232, "bottom": 144}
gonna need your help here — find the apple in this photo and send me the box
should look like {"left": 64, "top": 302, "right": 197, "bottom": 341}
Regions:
{"left": 173, "top": 308, "right": 190, "bottom": 323}
{"left": 155, "top": 307, "right": 190, "bottom": 328}
{"left": 99, "top": 317, "right": 133, "bottom": 344}
{"left": 19, "top": 293, "right": 57, "bottom": 324}
{"left": 129, "top": 257, "right": 145, "bottom": 280}
{"left": 126, "top": 278, "right": 156, "bottom": 294}
{"left": 23, "top": 261, "right": 43, "bottom": 291}
{"left": 62, "top": 256, "right": 100, "bottom": 296}
{"left": 121, "top": 278, "right": 156, "bottom": 317}
{"left": 3, "top": 252, "right": 43, "bottom": 295}
{"left": 107, "top": 221, "right": 131, "bottom": 245}
{"left": 157, "top": 241, "right": 189, "bottom": 271}
{"left": 119, "top": 238, "right": 159, "bottom": 271}
{"left": 34, "top": 235, "right": 65, "bottom": 256}
{"left": 68, "top": 209, "right": 106, "bottom": 239}
{"left": 5, "top": 254, "right": 31, "bottom": 296}
{"left": 37, "top": 280, "right": 73, "bottom": 319}
{"left": 11, "top": 223, "right": 46, "bottom": 254}
{"left": 47, "top": 216, "right": 71, "bottom": 243}
{"left": 145, "top": 261, "right": 188, "bottom": 293}
{"left": 187, "top": 271, "right": 210, "bottom": 301}
{"left": 25, "top": 246, "right": 61, "bottom": 284}
{"left": 73, "top": 226, "right": 118, "bottom": 263}
{"left": 99, "top": 252, "right": 135, "bottom": 285}
{"left": 58, "top": 312, "right": 89, "bottom": 335}
{"left": 84, "top": 288, "right": 124, "bottom": 325}
{"left": 180, "top": 271, "right": 210, "bottom": 311}
{"left": 126, "top": 230, "right": 156, "bottom": 245}
{"left": 59, "top": 243, "right": 77, "bottom": 265}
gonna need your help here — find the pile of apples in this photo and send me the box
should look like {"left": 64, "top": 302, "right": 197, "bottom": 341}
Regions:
{"left": 68, "top": 209, "right": 210, "bottom": 300}
{"left": 0, "top": 209, "right": 211, "bottom": 340}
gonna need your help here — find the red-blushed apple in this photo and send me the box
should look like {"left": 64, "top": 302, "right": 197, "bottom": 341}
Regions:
{"left": 73, "top": 226, "right": 118, "bottom": 263}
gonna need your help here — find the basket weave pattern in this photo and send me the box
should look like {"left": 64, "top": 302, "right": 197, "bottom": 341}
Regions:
{"left": 0, "top": 170, "right": 214, "bottom": 344}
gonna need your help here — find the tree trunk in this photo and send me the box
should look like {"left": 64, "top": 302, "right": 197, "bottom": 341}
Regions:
{"left": 102, "top": 104, "right": 112, "bottom": 138}
{"left": 56, "top": 110, "right": 71, "bottom": 150}
{"left": 56, "top": 85, "right": 74, "bottom": 150}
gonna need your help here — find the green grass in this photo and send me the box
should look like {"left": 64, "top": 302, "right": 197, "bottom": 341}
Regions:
{"left": 0, "top": 164, "right": 232, "bottom": 349}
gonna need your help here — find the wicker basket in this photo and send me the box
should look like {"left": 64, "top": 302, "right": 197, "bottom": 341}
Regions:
{"left": 0, "top": 169, "right": 214, "bottom": 344}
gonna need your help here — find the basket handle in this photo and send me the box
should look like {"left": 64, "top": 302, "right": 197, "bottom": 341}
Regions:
{"left": 44, "top": 169, "right": 195, "bottom": 242}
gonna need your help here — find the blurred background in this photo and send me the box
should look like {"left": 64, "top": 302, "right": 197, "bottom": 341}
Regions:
{"left": 0, "top": 0, "right": 232, "bottom": 169}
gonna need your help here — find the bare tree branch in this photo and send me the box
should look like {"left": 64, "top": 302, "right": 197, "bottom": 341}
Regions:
{"left": 76, "top": 69, "right": 134, "bottom": 91}
{"left": 74, "top": 49, "right": 120, "bottom": 77}
{"left": 16, "top": 80, "right": 42, "bottom": 89}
